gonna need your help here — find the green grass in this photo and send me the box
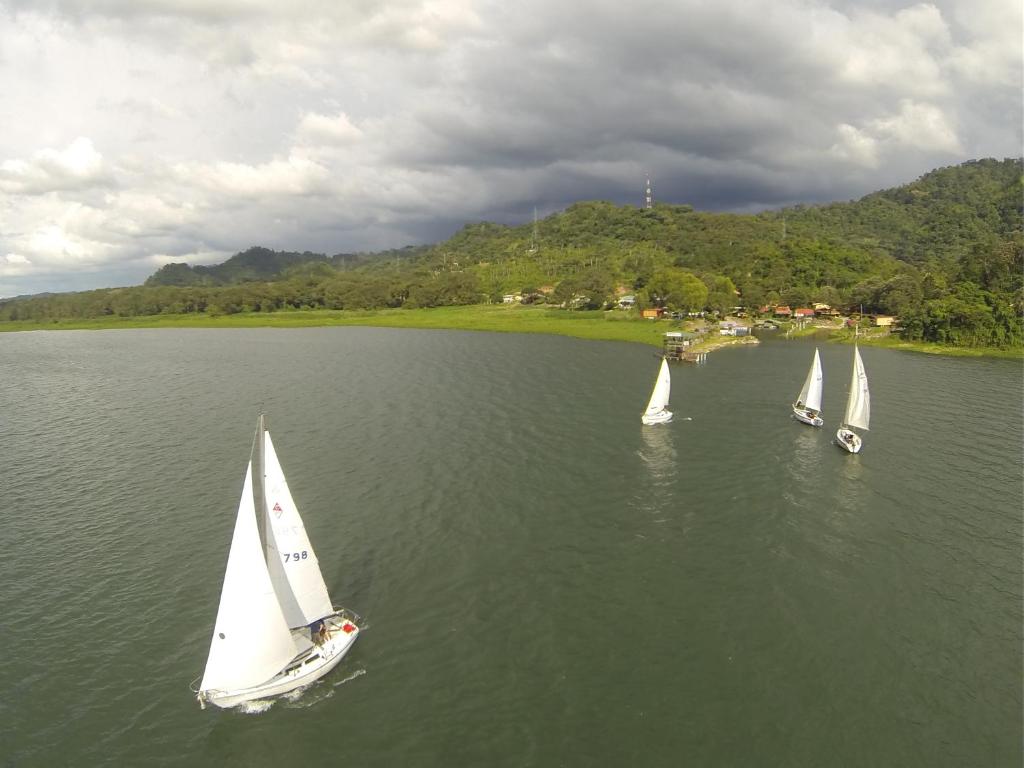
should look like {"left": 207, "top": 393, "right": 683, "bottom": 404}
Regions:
{"left": 0, "top": 306, "right": 676, "bottom": 348}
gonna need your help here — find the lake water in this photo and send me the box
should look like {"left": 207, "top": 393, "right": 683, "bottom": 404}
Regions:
{"left": 2, "top": 327, "right": 1021, "bottom": 766}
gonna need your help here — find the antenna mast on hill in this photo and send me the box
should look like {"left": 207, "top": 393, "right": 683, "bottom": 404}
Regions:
{"left": 644, "top": 174, "right": 653, "bottom": 209}
{"left": 530, "top": 207, "right": 538, "bottom": 253}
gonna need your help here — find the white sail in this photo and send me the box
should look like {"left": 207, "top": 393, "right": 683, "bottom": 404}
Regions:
{"left": 200, "top": 461, "right": 299, "bottom": 694}
{"left": 796, "top": 348, "right": 823, "bottom": 412}
{"left": 262, "top": 430, "right": 334, "bottom": 629}
{"left": 644, "top": 358, "right": 672, "bottom": 416}
{"left": 843, "top": 346, "right": 870, "bottom": 430}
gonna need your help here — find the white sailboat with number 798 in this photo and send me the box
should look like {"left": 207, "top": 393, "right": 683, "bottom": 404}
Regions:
{"left": 192, "top": 415, "right": 360, "bottom": 709}
{"left": 836, "top": 346, "right": 870, "bottom": 454}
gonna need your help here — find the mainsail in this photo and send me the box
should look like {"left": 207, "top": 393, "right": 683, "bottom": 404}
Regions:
{"left": 262, "top": 430, "right": 334, "bottom": 629}
{"left": 797, "top": 348, "right": 824, "bottom": 412}
{"left": 843, "top": 346, "right": 870, "bottom": 430}
{"left": 200, "top": 462, "right": 299, "bottom": 693}
{"left": 644, "top": 358, "right": 672, "bottom": 416}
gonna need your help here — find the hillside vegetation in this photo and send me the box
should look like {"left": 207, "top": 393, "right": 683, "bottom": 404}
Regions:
{"left": 3, "top": 158, "right": 1021, "bottom": 348}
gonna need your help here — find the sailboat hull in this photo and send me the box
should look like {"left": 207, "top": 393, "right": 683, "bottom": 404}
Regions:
{"left": 835, "top": 428, "right": 862, "bottom": 454}
{"left": 792, "top": 406, "right": 823, "bottom": 427}
{"left": 641, "top": 409, "right": 673, "bottom": 425}
{"left": 199, "top": 612, "right": 360, "bottom": 709}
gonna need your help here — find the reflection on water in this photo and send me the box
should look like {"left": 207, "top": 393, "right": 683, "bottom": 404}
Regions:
{"left": 788, "top": 425, "right": 822, "bottom": 482}
{"left": 638, "top": 425, "right": 677, "bottom": 485}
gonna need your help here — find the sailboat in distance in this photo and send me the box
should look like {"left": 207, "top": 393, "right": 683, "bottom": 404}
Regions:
{"left": 192, "top": 415, "right": 360, "bottom": 709}
{"left": 836, "top": 346, "right": 870, "bottom": 453}
{"left": 792, "top": 348, "right": 824, "bottom": 427}
{"left": 641, "top": 357, "right": 673, "bottom": 425}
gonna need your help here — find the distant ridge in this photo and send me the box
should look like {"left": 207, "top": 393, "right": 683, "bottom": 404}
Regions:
{"left": 6, "top": 158, "right": 1020, "bottom": 350}
{"left": 144, "top": 157, "right": 1022, "bottom": 287}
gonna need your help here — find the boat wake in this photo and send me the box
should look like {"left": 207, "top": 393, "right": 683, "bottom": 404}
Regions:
{"left": 231, "top": 668, "right": 366, "bottom": 713}
{"left": 236, "top": 699, "right": 275, "bottom": 715}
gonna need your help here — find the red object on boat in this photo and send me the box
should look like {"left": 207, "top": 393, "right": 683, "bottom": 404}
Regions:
{"left": 342, "top": 622, "right": 356, "bottom": 634}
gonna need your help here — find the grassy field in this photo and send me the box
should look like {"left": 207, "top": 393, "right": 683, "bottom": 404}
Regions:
{"left": 0, "top": 306, "right": 676, "bottom": 348}
{"left": 3, "top": 305, "right": 1019, "bottom": 358}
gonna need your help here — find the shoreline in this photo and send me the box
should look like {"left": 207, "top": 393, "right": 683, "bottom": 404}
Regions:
{"left": 1, "top": 306, "right": 1019, "bottom": 359}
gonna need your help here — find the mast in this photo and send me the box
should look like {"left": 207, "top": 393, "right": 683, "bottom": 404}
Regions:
{"left": 255, "top": 413, "right": 268, "bottom": 554}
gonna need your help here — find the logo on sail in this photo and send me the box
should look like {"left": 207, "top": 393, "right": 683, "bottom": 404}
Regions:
{"left": 272, "top": 502, "right": 283, "bottom": 518}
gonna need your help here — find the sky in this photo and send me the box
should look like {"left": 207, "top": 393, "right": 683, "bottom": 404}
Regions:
{"left": 0, "top": 0, "right": 1020, "bottom": 297}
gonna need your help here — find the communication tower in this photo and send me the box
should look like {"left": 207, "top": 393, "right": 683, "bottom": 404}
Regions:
{"left": 645, "top": 175, "right": 653, "bottom": 209}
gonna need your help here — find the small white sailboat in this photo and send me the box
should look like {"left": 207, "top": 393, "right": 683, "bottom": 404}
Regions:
{"left": 193, "top": 415, "right": 360, "bottom": 709}
{"left": 836, "top": 346, "right": 870, "bottom": 453}
{"left": 641, "top": 357, "right": 673, "bottom": 425}
{"left": 792, "top": 348, "right": 824, "bottom": 427}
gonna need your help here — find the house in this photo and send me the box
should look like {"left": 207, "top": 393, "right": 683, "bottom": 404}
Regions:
{"left": 618, "top": 294, "right": 636, "bottom": 309}
{"left": 814, "top": 304, "right": 841, "bottom": 317}
{"left": 873, "top": 315, "right": 896, "bottom": 327}
{"left": 642, "top": 308, "right": 665, "bottom": 319}
{"left": 794, "top": 308, "right": 815, "bottom": 318}
{"left": 501, "top": 293, "right": 522, "bottom": 304}
{"left": 663, "top": 331, "right": 698, "bottom": 358}
{"left": 774, "top": 306, "right": 792, "bottom": 317}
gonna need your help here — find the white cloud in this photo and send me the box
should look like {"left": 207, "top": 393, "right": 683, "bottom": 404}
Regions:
{"left": 0, "top": 137, "right": 108, "bottom": 194}
{"left": 297, "top": 112, "right": 364, "bottom": 145}
{"left": 869, "top": 99, "right": 962, "bottom": 153}
{"left": 177, "top": 152, "right": 332, "bottom": 197}
{"left": 830, "top": 124, "right": 880, "bottom": 168}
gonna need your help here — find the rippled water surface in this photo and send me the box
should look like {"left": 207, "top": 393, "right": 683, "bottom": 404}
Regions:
{"left": 2, "top": 328, "right": 1021, "bottom": 766}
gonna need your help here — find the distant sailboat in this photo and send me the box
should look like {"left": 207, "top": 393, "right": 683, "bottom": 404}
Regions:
{"left": 192, "top": 415, "right": 360, "bottom": 709}
{"left": 792, "top": 348, "right": 824, "bottom": 427}
{"left": 641, "top": 357, "right": 673, "bottom": 425}
{"left": 836, "top": 346, "right": 870, "bottom": 453}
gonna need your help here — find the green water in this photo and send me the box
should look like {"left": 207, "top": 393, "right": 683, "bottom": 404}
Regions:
{"left": 2, "top": 328, "right": 1021, "bottom": 766}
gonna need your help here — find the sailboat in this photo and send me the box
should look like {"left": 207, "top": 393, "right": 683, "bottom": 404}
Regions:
{"left": 193, "top": 415, "right": 360, "bottom": 709}
{"left": 792, "top": 348, "right": 824, "bottom": 427}
{"left": 641, "top": 357, "right": 673, "bottom": 425}
{"left": 836, "top": 346, "right": 870, "bottom": 453}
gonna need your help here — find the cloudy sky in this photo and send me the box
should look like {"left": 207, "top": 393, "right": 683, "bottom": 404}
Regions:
{"left": 0, "top": 0, "right": 1020, "bottom": 297}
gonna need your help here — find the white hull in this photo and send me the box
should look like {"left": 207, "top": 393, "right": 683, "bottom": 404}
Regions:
{"left": 199, "top": 613, "right": 359, "bottom": 709}
{"left": 641, "top": 409, "right": 673, "bottom": 425}
{"left": 792, "top": 405, "right": 823, "bottom": 427}
{"left": 836, "top": 428, "right": 862, "bottom": 454}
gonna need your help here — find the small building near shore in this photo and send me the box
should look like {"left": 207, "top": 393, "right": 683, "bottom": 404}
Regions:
{"left": 794, "top": 308, "right": 815, "bottom": 318}
{"left": 873, "top": 315, "right": 896, "bottom": 327}
{"left": 774, "top": 306, "right": 792, "bottom": 317}
{"left": 642, "top": 308, "right": 665, "bottom": 319}
{"left": 663, "top": 331, "right": 697, "bottom": 358}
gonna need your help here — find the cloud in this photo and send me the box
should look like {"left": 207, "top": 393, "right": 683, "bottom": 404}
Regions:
{"left": 0, "top": 137, "right": 109, "bottom": 194}
{"left": 0, "top": 0, "right": 1019, "bottom": 297}
{"left": 297, "top": 112, "right": 364, "bottom": 145}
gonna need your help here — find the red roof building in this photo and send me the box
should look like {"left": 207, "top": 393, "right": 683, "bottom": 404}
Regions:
{"left": 793, "top": 308, "right": 815, "bottom": 318}
{"left": 773, "top": 306, "right": 792, "bottom": 317}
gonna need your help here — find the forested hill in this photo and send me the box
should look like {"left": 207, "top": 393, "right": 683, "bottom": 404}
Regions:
{"left": 145, "top": 245, "right": 430, "bottom": 286}
{"left": 415, "top": 157, "right": 1021, "bottom": 282}
{"left": 4, "top": 157, "right": 1022, "bottom": 348}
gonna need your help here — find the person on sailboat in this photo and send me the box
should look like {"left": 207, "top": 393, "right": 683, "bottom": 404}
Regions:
{"left": 311, "top": 619, "right": 328, "bottom": 646}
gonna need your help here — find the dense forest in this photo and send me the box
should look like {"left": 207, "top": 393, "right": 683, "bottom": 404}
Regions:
{"left": 3, "top": 158, "right": 1021, "bottom": 348}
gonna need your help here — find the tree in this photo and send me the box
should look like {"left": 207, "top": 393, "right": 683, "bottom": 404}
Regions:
{"left": 704, "top": 275, "right": 738, "bottom": 315}
{"left": 643, "top": 268, "right": 708, "bottom": 313}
